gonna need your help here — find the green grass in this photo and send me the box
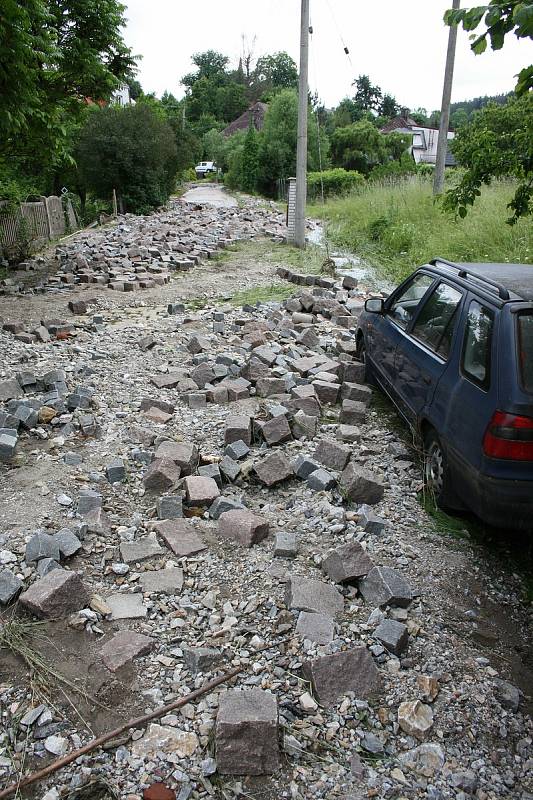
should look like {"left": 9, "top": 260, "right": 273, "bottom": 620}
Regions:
{"left": 229, "top": 282, "right": 295, "bottom": 306}
{"left": 308, "top": 176, "right": 533, "bottom": 283}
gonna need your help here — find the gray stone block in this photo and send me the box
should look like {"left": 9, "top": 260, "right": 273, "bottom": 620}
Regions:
{"left": 183, "top": 646, "right": 223, "bottom": 675}
{"left": 358, "top": 504, "right": 386, "bottom": 534}
{"left": 19, "top": 570, "right": 89, "bottom": 619}
{"left": 254, "top": 451, "right": 293, "bottom": 487}
{"left": 339, "top": 463, "right": 384, "bottom": 504}
{"left": 302, "top": 647, "right": 382, "bottom": 707}
{"left": 0, "top": 433, "right": 18, "bottom": 461}
{"left": 225, "top": 415, "right": 252, "bottom": 446}
{"left": 106, "top": 458, "right": 125, "bottom": 483}
{"left": 77, "top": 489, "right": 102, "bottom": 515}
{"left": 25, "top": 532, "right": 60, "bottom": 565}
{"left": 36, "top": 558, "right": 61, "bottom": 577}
{"left": 285, "top": 576, "right": 343, "bottom": 618}
{"left": 293, "top": 455, "right": 320, "bottom": 480}
{"left": 296, "top": 611, "right": 334, "bottom": 644}
{"left": 198, "top": 463, "right": 222, "bottom": 489}
{"left": 306, "top": 468, "right": 336, "bottom": 492}
{"left": 339, "top": 399, "right": 367, "bottom": 425}
{"left": 218, "top": 509, "right": 269, "bottom": 548}
{"left": 216, "top": 689, "right": 280, "bottom": 775}
{"left": 54, "top": 529, "right": 82, "bottom": 559}
{"left": 219, "top": 455, "right": 241, "bottom": 482}
{"left": 156, "top": 494, "right": 183, "bottom": 519}
{"left": 322, "top": 542, "right": 374, "bottom": 583}
{"left": 0, "top": 569, "right": 23, "bottom": 604}
{"left": 154, "top": 441, "right": 198, "bottom": 475}
{"left": 374, "top": 619, "right": 409, "bottom": 655}
{"left": 225, "top": 440, "right": 250, "bottom": 460}
{"left": 313, "top": 440, "right": 351, "bottom": 471}
{"left": 209, "top": 495, "right": 245, "bottom": 519}
{"left": 274, "top": 531, "right": 298, "bottom": 557}
{"left": 358, "top": 566, "right": 413, "bottom": 608}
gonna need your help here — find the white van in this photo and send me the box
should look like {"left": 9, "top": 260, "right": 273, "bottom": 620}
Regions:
{"left": 195, "top": 161, "right": 217, "bottom": 177}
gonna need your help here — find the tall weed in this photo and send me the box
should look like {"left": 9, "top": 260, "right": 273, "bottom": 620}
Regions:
{"left": 308, "top": 176, "right": 532, "bottom": 282}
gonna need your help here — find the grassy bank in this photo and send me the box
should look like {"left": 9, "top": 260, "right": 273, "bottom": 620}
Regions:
{"left": 308, "top": 177, "right": 532, "bottom": 283}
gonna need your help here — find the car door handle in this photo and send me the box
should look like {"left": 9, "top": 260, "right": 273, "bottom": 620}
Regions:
{"left": 421, "top": 373, "right": 432, "bottom": 385}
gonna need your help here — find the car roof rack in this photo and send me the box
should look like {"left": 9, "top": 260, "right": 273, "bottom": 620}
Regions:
{"left": 430, "top": 257, "right": 510, "bottom": 301}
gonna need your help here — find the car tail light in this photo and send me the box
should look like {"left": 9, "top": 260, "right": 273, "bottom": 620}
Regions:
{"left": 483, "top": 411, "right": 533, "bottom": 461}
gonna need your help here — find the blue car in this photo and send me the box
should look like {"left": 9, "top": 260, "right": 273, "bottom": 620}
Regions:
{"left": 356, "top": 258, "right": 533, "bottom": 530}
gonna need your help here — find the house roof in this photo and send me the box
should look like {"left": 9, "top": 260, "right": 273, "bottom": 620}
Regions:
{"left": 380, "top": 115, "right": 419, "bottom": 133}
{"left": 222, "top": 102, "right": 268, "bottom": 137}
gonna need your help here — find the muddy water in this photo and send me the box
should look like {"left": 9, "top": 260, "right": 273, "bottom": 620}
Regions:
{"left": 307, "top": 223, "right": 394, "bottom": 294}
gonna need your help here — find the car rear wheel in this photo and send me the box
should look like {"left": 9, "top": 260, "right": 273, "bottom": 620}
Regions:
{"left": 423, "top": 429, "right": 458, "bottom": 509}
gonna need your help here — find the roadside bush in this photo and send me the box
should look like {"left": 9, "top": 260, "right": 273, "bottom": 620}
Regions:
{"left": 369, "top": 153, "right": 417, "bottom": 182}
{"left": 307, "top": 168, "right": 364, "bottom": 200}
{"left": 76, "top": 105, "right": 178, "bottom": 214}
{"left": 417, "top": 163, "right": 434, "bottom": 177}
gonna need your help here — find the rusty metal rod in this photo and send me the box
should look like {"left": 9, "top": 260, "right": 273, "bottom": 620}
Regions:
{"left": 0, "top": 665, "right": 242, "bottom": 800}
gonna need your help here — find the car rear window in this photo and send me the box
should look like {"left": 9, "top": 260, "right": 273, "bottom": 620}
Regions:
{"left": 518, "top": 313, "right": 533, "bottom": 392}
{"left": 462, "top": 300, "right": 493, "bottom": 390}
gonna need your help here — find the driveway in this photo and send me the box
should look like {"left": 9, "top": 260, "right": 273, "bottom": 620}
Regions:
{"left": 182, "top": 184, "right": 238, "bottom": 207}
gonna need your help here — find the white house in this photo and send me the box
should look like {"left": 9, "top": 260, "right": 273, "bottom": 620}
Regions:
{"left": 111, "top": 83, "right": 133, "bottom": 107}
{"left": 381, "top": 111, "right": 456, "bottom": 166}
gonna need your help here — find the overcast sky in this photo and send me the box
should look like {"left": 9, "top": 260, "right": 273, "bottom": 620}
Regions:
{"left": 122, "top": 0, "right": 529, "bottom": 111}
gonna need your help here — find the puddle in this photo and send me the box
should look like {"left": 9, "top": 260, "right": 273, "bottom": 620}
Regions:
{"left": 307, "top": 224, "right": 393, "bottom": 294}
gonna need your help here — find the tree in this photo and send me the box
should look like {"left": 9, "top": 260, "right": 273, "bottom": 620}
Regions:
{"left": 330, "top": 98, "right": 357, "bottom": 128}
{"left": 181, "top": 51, "right": 248, "bottom": 124}
{"left": 126, "top": 78, "right": 143, "bottom": 100}
{"left": 380, "top": 94, "right": 399, "bottom": 119}
{"left": 445, "top": 2, "right": 533, "bottom": 95}
{"left": 256, "top": 89, "right": 325, "bottom": 195}
{"left": 0, "top": 0, "right": 136, "bottom": 197}
{"left": 411, "top": 107, "right": 429, "bottom": 125}
{"left": 240, "top": 122, "right": 260, "bottom": 193}
{"left": 76, "top": 104, "right": 178, "bottom": 213}
{"left": 331, "top": 121, "right": 411, "bottom": 174}
{"left": 442, "top": 94, "right": 533, "bottom": 223}
{"left": 252, "top": 52, "right": 298, "bottom": 99}
{"left": 181, "top": 51, "right": 230, "bottom": 88}
{"left": 450, "top": 107, "right": 469, "bottom": 129}
{"left": 353, "top": 75, "right": 382, "bottom": 112}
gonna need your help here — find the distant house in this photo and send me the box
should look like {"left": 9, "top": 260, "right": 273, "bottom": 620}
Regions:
{"left": 111, "top": 83, "right": 133, "bottom": 107}
{"left": 380, "top": 110, "right": 456, "bottom": 166}
{"left": 222, "top": 102, "right": 268, "bottom": 137}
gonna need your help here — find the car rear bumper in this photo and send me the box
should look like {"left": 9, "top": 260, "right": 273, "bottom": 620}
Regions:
{"left": 448, "top": 447, "right": 533, "bottom": 530}
{"left": 475, "top": 473, "right": 533, "bottom": 530}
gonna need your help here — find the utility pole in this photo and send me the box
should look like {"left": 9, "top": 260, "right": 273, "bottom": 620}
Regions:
{"left": 294, "top": 0, "right": 310, "bottom": 248}
{"left": 433, "top": 0, "right": 460, "bottom": 195}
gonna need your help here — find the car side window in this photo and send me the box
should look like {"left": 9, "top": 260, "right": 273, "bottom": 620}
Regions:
{"left": 462, "top": 300, "right": 494, "bottom": 389}
{"left": 388, "top": 273, "right": 434, "bottom": 329}
{"left": 411, "top": 282, "right": 463, "bottom": 359}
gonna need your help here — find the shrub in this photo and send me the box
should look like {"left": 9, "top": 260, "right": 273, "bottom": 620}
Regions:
{"left": 76, "top": 105, "right": 178, "bottom": 214}
{"left": 307, "top": 168, "right": 364, "bottom": 200}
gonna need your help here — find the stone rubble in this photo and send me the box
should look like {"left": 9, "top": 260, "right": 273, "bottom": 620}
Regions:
{"left": 0, "top": 196, "right": 531, "bottom": 800}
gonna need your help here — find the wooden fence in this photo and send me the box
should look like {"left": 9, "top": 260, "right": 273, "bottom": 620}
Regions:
{"left": 0, "top": 195, "right": 78, "bottom": 258}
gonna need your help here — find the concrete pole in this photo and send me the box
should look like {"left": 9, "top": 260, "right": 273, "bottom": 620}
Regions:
{"left": 294, "top": 0, "right": 309, "bottom": 248}
{"left": 433, "top": 0, "right": 460, "bottom": 195}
